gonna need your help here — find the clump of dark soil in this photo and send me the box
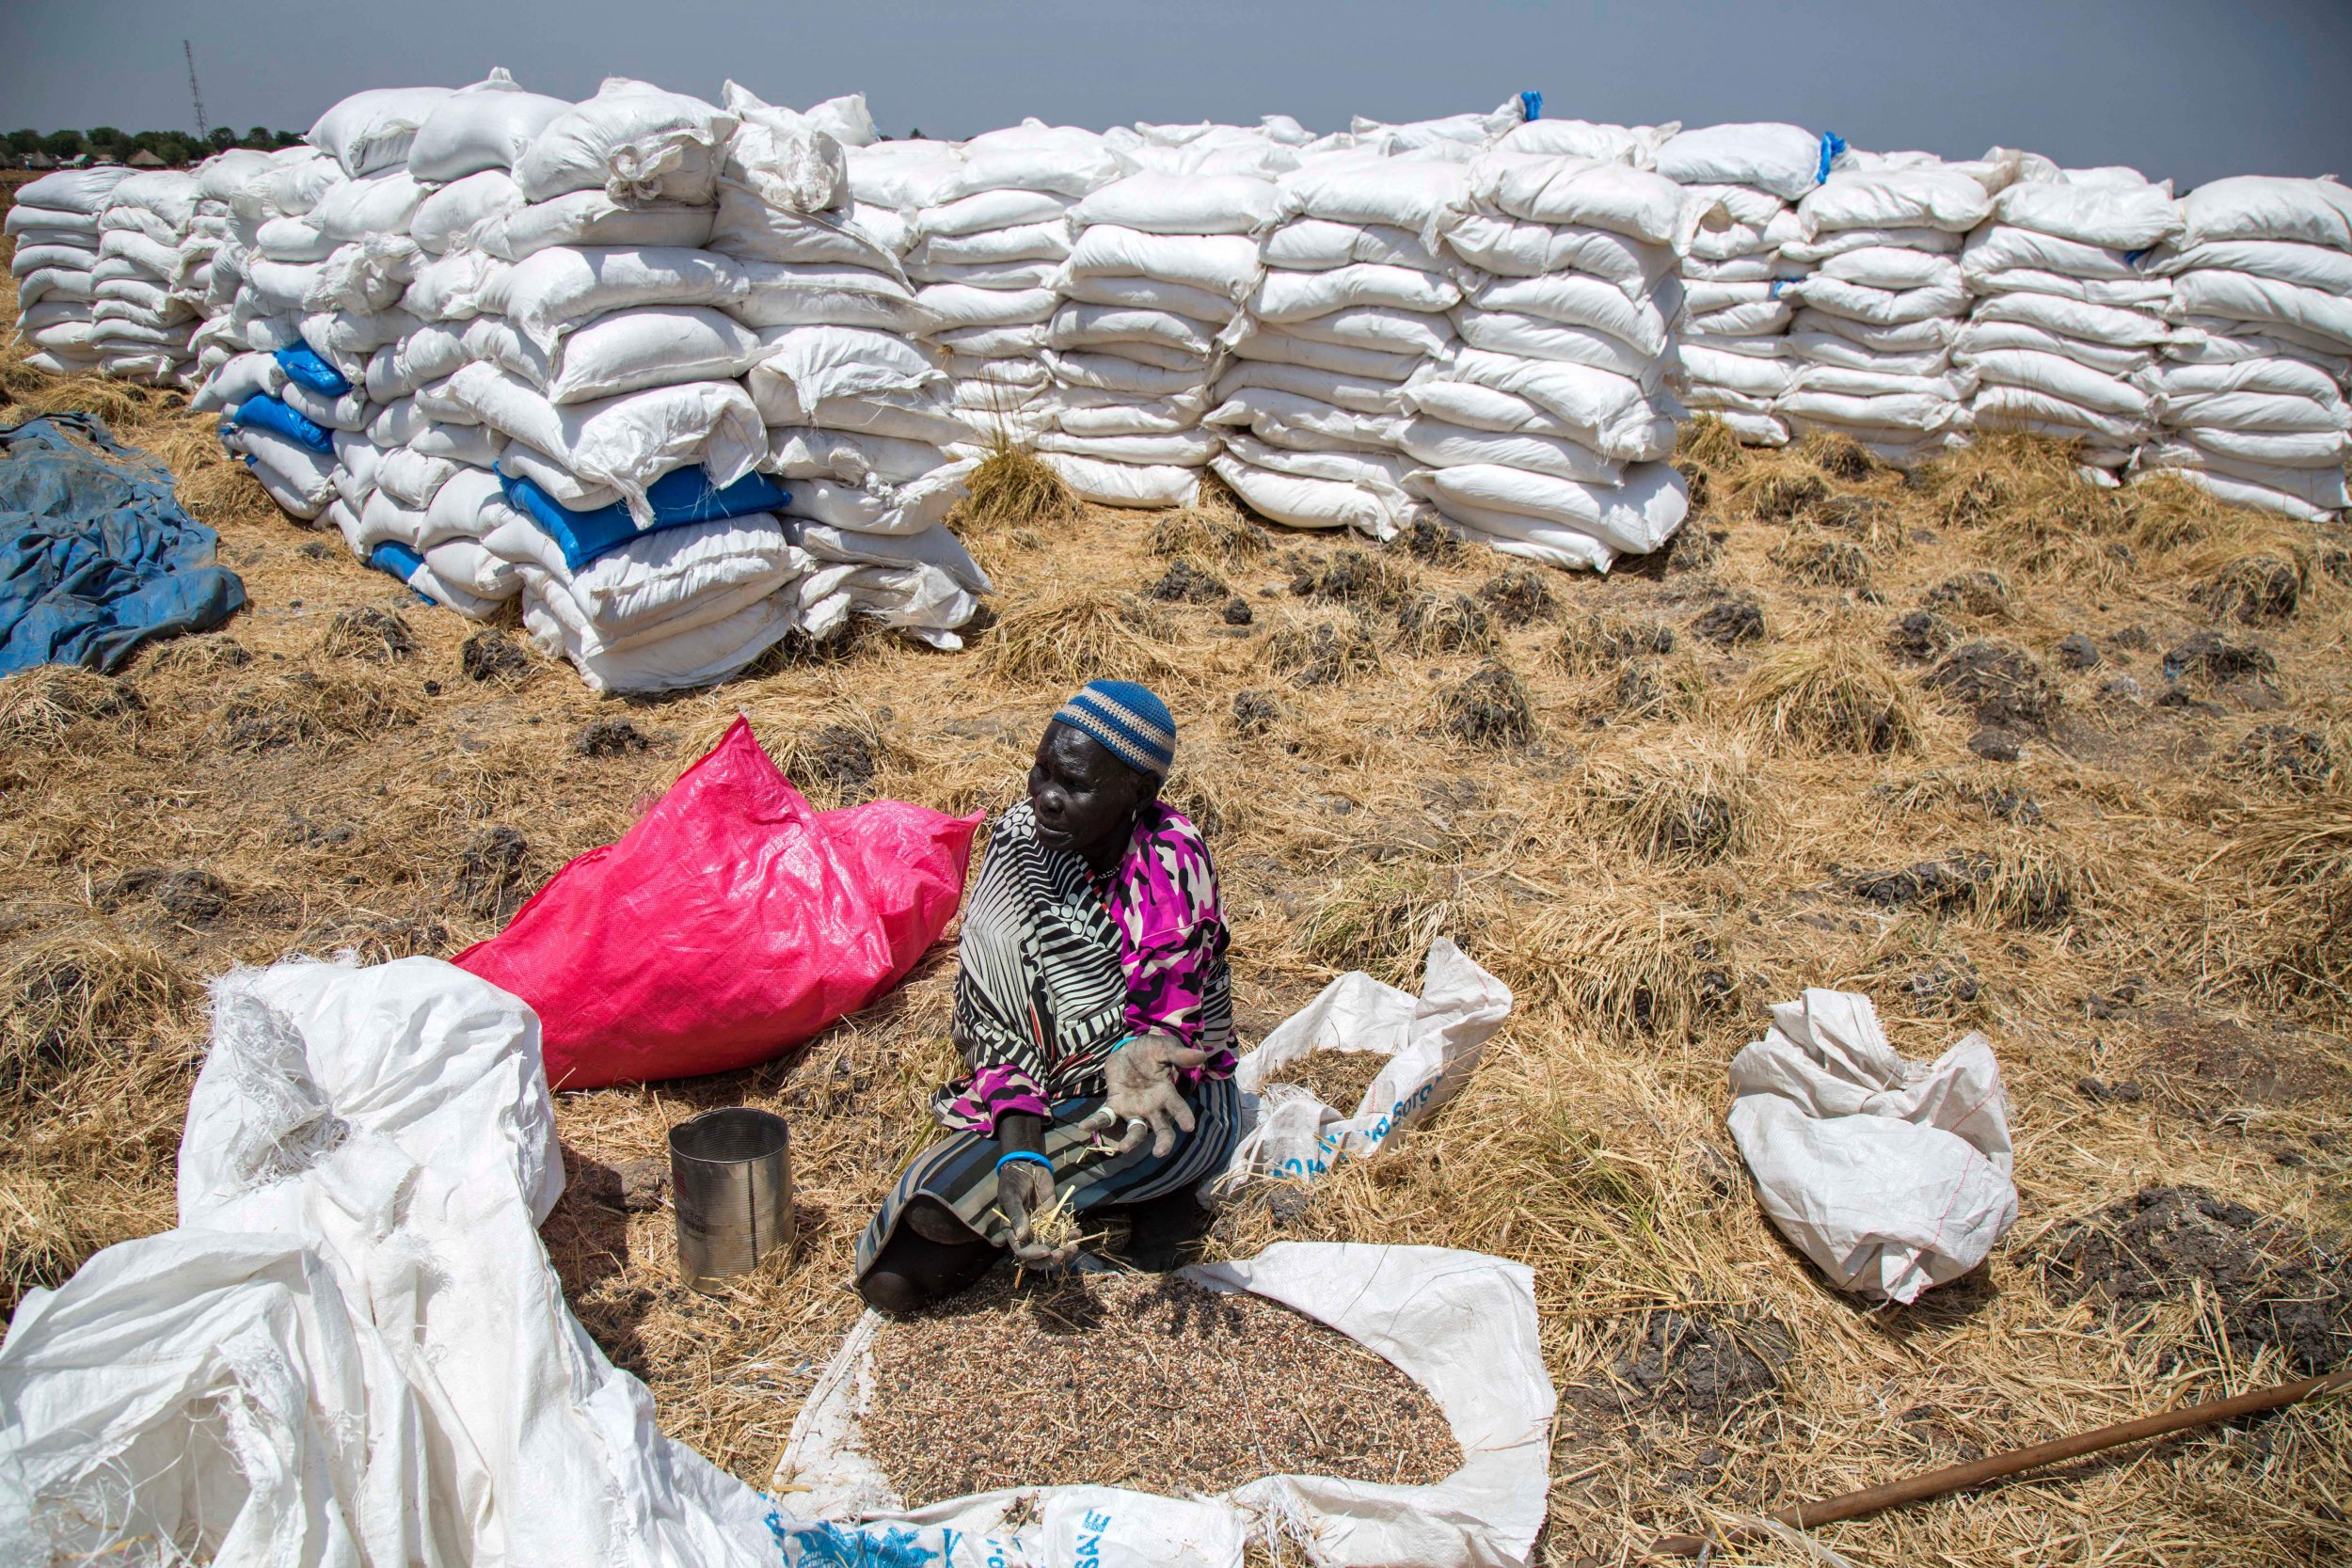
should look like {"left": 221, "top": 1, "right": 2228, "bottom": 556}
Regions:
{"left": 2193, "top": 555, "right": 2302, "bottom": 624}
{"left": 1399, "top": 517, "right": 1466, "bottom": 564}
{"left": 574, "top": 718, "right": 650, "bottom": 758}
{"left": 1396, "top": 591, "right": 1491, "bottom": 654}
{"left": 1818, "top": 493, "right": 1893, "bottom": 536}
{"left": 1476, "top": 568, "right": 1557, "bottom": 626}
{"left": 1805, "top": 434, "right": 1880, "bottom": 483}
{"left": 1575, "top": 1310, "right": 1791, "bottom": 1423}
{"left": 2223, "top": 723, "right": 2335, "bottom": 791}
{"left": 1440, "top": 662, "right": 1536, "bottom": 749}
{"left": 1268, "top": 617, "right": 1383, "bottom": 688}
{"left": 2164, "top": 631, "right": 2277, "bottom": 685}
{"left": 1845, "top": 851, "right": 2073, "bottom": 927}
{"left": 2133, "top": 1010, "right": 2346, "bottom": 1110}
{"left": 1747, "top": 469, "right": 1828, "bottom": 524}
{"left": 101, "top": 867, "right": 232, "bottom": 924}
{"left": 1221, "top": 596, "right": 1253, "bottom": 626}
{"left": 1666, "top": 517, "right": 1726, "bottom": 573}
{"left": 1925, "top": 641, "right": 2058, "bottom": 730}
{"left": 1689, "top": 598, "right": 1766, "bottom": 648}
{"left": 322, "top": 607, "right": 417, "bottom": 663}
{"left": 2042, "top": 1186, "right": 2352, "bottom": 1374}
{"left": 1557, "top": 611, "right": 1676, "bottom": 673}
{"left": 798, "top": 724, "right": 879, "bottom": 798}
{"left": 1923, "top": 570, "right": 2013, "bottom": 619}
{"left": 1149, "top": 557, "right": 1230, "bottom": 605}
{"left": 2056, "top": 632, "right": 2101, "bottom": 672}
{"left": 1886, "top": 610, "right": 1960, "bottom": 664}
{"left": 1612, "top": 659, "right": 1703, "bottom": 721}
{"left": 454, "top": 826, "right": 535, "bottom": 921}
{"left": 1230, "top": 689, "right": 1281, "bottom": 735}
{"left": 460, "top": 631, "right": 532, "bottom": 684}
{"left": 1291, "top": 547, "right": 1415, "bottom": 610}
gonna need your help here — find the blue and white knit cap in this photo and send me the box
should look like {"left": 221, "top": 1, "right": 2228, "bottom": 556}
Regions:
{"left": 1053, "top": 680, "right": 1176, "bottom": 779}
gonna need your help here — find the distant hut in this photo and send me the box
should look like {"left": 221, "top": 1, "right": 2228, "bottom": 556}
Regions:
{"left": 125, "top": 148, "right": 167, "bottom": 168}
{"left": 22, "top": 150, "right": 57, "bottom": 170}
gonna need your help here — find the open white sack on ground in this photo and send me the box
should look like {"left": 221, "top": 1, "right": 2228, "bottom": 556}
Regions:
{"left": 1725, "top": 988, "right": 2017, "bottom": 1305}
{"left": 1208, "top": 936, "right": 1513, "bottom": 1198}
{"left": 774, "top": 1242, "right": 1553, "bottom": 1568}
{"left": 0, "top": 956, "right": 852, "bottom": 1568}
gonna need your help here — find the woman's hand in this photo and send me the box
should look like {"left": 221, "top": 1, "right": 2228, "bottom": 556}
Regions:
{"left": 1078, "top": 1033, "right": 1209, "bottom": 1157}
{"left": 997, "top": 1157, "right": 1077, "bottom": 1268}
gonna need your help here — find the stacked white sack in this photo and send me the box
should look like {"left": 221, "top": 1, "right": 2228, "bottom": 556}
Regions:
{"left": 1957, "top": 162, "right": 2182, "bottom": 478}
{"left": 183, "top": 148, "right": 277, "bottom": 387}
{"left": 406, "top": 74, "right": 800, "bottom": 681}
{"left": 1049, "top": 166, "right": 1283, "bottom": 506}
{"left": 714, "top": 85, "right": 989, "bottom": 650}
{"left": 1206, "top": 148, "right": 1470, "bottom": 538}
{"left": 86, "top": 170, "right": 215, "bottom": 386}
{"left": 8, "top": 166, "right": 136, "bottom": 375}
{"left": 1779, "top": 151, "right": 2016, "bottom": 463}
{"left": 1344, "top": 96, "right": 1530, "bottom": 159}
{"left": 1654, "top": 122, "right": 1828, "bottom": 447}
{"left": 2139, "top": 176, "right": 2352, "bottom": 521}
{"left": 900, "top": 123, "right": 1128, "bottom": 468}
{"left": 1399, "top": 150, "right": 1695, "bottom": 570}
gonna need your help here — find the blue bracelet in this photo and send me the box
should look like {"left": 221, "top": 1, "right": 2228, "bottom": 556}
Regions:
{"left": 994, "top": 1149, "right": 1053, "bottom": 1174}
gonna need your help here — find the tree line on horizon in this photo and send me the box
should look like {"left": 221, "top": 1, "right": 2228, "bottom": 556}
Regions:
{"left": 6, "top": 126, "right": 308, "bottom": 166}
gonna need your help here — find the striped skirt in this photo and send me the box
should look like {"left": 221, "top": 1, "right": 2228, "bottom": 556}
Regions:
{"left": 854, "top": 1075, "right": 1240, "bottom": 1283}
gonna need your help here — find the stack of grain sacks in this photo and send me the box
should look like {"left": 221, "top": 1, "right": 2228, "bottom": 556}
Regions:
{"left": 87, "top": 170, "right": 215, "bottom": 386}
{"left": 183, "top": 148, "right": 278, "bottom": 388}
{"left": 1653, "top": 122, "right": 1828, "bottom": 447}
{"left": 202, "top": 134, "right": 386, "bottom": 531}
{"left": 1052, "top": 166, "right": 1281, "bottom": 506}
{"left": 1777, "top": 151, "right": 2015, "bottom": 463}
{"left": 8, "top": 166, "right": 136, "bottom": 375}
{"left": 896, "top": 124, "right": 1124, "bottom": 476}
{"left": 1205, "top": 148, "right": 1469, "bottom": 537}
{"left": 172, "top": 77, "right": 979, "bottom": 689}
{"left": 719, "top": 86, "right": 989, "bottom": 648}
{"left": 1956, "top": 163, "right": 2181, "bottom": 480}
{"left": 2139, "top": 176, "right": 2352, "bottom": 520}
{"left": 1398, "top": 148, "right": 1695, "bottom": 569}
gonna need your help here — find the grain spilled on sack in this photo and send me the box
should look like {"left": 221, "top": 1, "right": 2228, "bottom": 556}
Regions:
{"left": 860, "top": 1267, "right": 1462, "bottom": 1506}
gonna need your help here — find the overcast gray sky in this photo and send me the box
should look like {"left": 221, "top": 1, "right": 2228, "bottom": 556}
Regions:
{"left": 4, "top": 0, "right": 2347, "bottom": 187}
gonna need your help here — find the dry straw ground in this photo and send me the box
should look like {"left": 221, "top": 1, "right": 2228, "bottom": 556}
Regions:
{"left": 3, "top": 217, "right": 2350, "bottom": 1564}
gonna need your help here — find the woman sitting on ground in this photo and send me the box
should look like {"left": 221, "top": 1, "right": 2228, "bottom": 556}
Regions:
{"left": 854, "top": 680, "right": 1238, "bottom": 1314}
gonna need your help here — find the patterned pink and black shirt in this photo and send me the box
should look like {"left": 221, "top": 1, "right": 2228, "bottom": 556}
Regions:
{"left": 934, "top": 798, "right": 1234, "bottom": 1135}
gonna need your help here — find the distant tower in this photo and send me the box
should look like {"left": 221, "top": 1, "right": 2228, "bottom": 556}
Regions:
{"left": 183, "top": 40, "right": 210, "bottom": 140}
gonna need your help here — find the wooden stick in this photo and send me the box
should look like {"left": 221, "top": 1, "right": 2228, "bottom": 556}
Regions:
{"left": 1648, "top": 1366, "right": 2352, "bottom": 1559}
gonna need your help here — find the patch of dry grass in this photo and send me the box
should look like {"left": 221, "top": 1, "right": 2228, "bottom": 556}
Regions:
{"left": 5, "top": 289, "right": 2352, "bottom": 1565}
{"left": 1737, "top": 641, "right": 1921, "bottom": 754}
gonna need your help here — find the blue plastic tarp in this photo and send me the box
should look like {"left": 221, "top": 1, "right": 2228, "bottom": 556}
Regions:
{"left": 495, "top": 464, "right": 788, "bottom": 571}
{"left": 0, "top": 413, "right": 246, "bottom": 675}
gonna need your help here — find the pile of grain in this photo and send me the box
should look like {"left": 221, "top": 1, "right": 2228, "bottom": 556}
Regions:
{"left": 859, "top": 1267, "right": 1461, "bottom": 1505}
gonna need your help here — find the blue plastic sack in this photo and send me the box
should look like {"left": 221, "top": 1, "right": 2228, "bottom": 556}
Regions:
{"left": 0, "top": 413, "right": 246, "bottom": 673}
{"left": 496, "top": 465, "right": 788, "bottom": 571}
{"left": 274, "top": 344, "right": 352, "bottom": 397}
{"left": 367, "top": 541, "right": 437, "bottom": 603}
{"left": 231, "top": 395, "right": 334, "bottom": 455}
{"left": 1519, "top": 90, "right": 1543, "bottom": 122}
